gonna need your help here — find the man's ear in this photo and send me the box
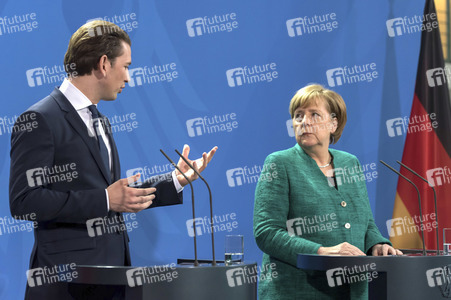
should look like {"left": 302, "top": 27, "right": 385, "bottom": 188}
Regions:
{"left": 97, "top": 55, "right": 109, "bottom": 76}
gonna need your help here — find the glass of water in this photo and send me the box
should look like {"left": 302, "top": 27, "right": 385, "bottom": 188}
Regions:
{"left": 444, "top": 229, "right": 451, "bottom": 255}
{"left": 225, "top": 235, "right": 244, "bottom": 265}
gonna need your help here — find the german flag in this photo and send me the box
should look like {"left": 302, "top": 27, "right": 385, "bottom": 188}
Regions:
{"left": 390, "top": 0, "right": 451, "bottom": 251}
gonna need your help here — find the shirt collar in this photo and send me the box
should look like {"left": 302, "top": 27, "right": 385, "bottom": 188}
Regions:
{"left": 59, "top": 78, "right": 96, "bottom": 110}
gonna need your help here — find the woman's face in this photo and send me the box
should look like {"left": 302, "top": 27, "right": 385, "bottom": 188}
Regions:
{"left": 292, "top": 99, "right": 337, "bottom": 149}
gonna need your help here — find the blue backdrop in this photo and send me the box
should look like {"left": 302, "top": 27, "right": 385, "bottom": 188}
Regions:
{"left": 0, "top": 0, "right": 426, "bottom": 298}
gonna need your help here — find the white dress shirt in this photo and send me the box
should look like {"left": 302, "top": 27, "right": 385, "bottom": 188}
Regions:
{"left": 59, "top": 79, "right": 183, "bottom": 212}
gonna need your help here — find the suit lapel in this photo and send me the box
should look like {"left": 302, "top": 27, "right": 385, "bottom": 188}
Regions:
{"left": 50, "top": 88, "right": 112, "bottom": 184}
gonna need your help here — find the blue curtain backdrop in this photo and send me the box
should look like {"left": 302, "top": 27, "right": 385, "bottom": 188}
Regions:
{"left": 0, "top": 0, "right": 425, "bottom": 298}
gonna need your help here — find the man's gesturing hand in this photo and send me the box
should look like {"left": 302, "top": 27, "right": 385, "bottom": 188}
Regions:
{"left": 175, "top": 144, "right": 218, "bottom": 187}
{"left": 107, "top": 174, "right": 156, "bottom": 212}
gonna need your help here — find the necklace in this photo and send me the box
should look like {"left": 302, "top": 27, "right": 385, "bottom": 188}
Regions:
{"left": 318, "top": 155, "right": 332, "bottom": 168}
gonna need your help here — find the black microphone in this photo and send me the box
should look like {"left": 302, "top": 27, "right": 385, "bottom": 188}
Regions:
{"left": 174, "top": 149, "right": 216, "bottom": 266}
{"left": 397, "top": 160, "right": 439, "bottom": 256}
{"left": 160, "top": 149, "right": 199, "bottom": 266}
{"left": 380, "top": 160, "right": 426, "bottom": 256}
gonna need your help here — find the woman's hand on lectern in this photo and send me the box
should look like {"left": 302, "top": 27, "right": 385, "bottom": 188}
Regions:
{"left": 371, "top": 244, "right": 403, "bottom": 256}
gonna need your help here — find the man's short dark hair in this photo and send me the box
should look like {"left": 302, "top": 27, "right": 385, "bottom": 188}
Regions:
{"left": 64, "top": 20, "right": 131, "bottom": 76}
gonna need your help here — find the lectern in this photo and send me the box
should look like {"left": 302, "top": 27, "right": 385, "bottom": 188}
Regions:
{"left": 297, "top": 251, "right": 451, "bottom": 300}
{"left": 70, "top": 262, "right": 257, "bottom": 300}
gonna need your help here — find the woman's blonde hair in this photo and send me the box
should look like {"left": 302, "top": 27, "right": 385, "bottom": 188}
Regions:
{"left": 289, "top": 84, "right": 347, "bottom": 144}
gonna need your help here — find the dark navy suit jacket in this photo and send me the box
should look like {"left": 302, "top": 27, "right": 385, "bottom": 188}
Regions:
{"left": 9, "top": 89, "right": 183, "bottom": 299}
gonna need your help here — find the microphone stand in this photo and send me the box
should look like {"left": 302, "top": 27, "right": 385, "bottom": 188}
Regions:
{"left": 397, "top": 160, "right": 439, "bottom": 255}
{"left": 380, "top": 160, "right": 426, "bottom": 256}
{"left": 175, "top": 149, "right": 216, "bottom": 266}
{"left": 160, "top": 149, "right": 199, "bottom": 266}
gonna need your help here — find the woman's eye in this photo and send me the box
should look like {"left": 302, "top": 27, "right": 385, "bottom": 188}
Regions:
{"left": 312, "top": 113, "right": 323, "bottom": 121}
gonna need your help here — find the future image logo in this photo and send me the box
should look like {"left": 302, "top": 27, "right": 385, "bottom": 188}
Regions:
{"left": 325, "top": 163, "right": 378, "bottom": 187}
{"left": 226, "top": 164, "right": 278, "bottom": 187}
{"left": 386, "top": 13, "right": 438, "bottom": 37}
{"left": 326, "top": 63, "right": 378, "bottom": 87}
{"left": 26, "top": 268, "right": 45, "bottom": 287}
{"left": 0, "top": 113, "right": 38, "bottom": 136}
{"left": 385, "top": 113, "right": 438, "bottom": 137}
{"left": 186, "top": 113, "right": 238, "bottom": 137}
{"left": 126, "top": 167, "right": 145, "bottom": 186}
{"left": 226, "top": 268, "right": 245, "bottom": 287}
{"left": 126, "top": 163, "right": 174, "bottom": 187}
{"left": 0, "top": 13, "right": 39, "bottom": 36}
{"left": 186, "top": 218, "right": 204, "bottom": 237}
{"left": 226, "top": 68, "right": 245, "bottom": 87}
{"left": 226, "top": 168, "right": 245, "bottom": 187}
{"left": 26, "top": 68, "right": 45, "bottom": 87}
{"left": 186, "top": 13, "right": 238, "bottom": 37}
{"left": 385, "top": 117, "right": 404, "bottom": 137}
{"left": 326, "top": 263, "right": 378, "bottom": 287}
{"left": 426, "top": 167, "right": 451, "bottom": 187}
{"left": 286, "top": 12, "right": 338, "bottom": 37}
{"left": 25, "top": 163, "right": 78, "bottom": 187}
{"left": 386, "top": 213, "right": 437, "bottom": 238}
{"left": 186, "top": 213, "right": 238, "bottom": 237}
{"left": 186, "top": 18, "right": 203, "bottom": 37}
{"left": 26, "top": 64, "right": 78, "bottom": 87}
{"left": 286, "top": 213, "right": 338, "bottom": 236}
{"left": 125, "top": 264, "right": 178, "bottom": 287}
{"left": 86, "top": 218, "right": 105, "bottom": 237}
{"left": 86, "top": 13, "right": 138, "bottom": 35}
{"left": 226, "top": 264, "right": 278, "bottom": 288}
{"left": 386, "top": 18, "right": 404, "bottom": 37}
{"left": 86, "top": 214, "right": 138, "bottom": 237}
{"left": 226, "top": 63, "right": 278, "bottom": 87}
{"left": 426, "top": 67, "right": 451, "bottom": 87}
{"left": 126, "top": 268, "right": 145, "bottom": 287}
{"left": 128, "top": 64, "right": 178, "bottom": 87}
{"left": 26, "top": 263, "right": 78, "bottom": 287}
{"left": 0, "top": 213, "right": 37, "bottom": 236}
{"left": 426, "top": 267, "right": 449, "bottom": 287}
{"left": 128, "top": 68, "right": 144, "bottom": 86}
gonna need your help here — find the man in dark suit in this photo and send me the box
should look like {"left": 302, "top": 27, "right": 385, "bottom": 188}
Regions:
{"left": 9, "top": 20, "right": 217, "bottom": 299}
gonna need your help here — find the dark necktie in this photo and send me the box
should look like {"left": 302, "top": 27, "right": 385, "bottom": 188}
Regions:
{"left": 88, "top": 105, "right": 110, "bottom": 176}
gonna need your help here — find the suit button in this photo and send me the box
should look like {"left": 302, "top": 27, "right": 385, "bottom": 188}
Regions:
{"left": 341, "top": 201, "right": 347, "bottom": 207}
{"left": 344, "top": 223, "right": 351, "bottom": 229}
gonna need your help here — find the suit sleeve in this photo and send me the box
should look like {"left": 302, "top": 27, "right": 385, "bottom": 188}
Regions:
{"left": 9, "top": 111, "right": 108, "bottom": 223}
{"left": 253, "top": 154, "right": 322, "bottom": 267}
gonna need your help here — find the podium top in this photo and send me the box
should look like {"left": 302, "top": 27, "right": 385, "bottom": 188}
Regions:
{"left": 72, "top": 262, "right": 257, "bottom": 286}
{"left": 297, "top": 253, "right": 451, "bottom": 300}
{"left": 297, "top": 253, "right": 451, "bottom": 272}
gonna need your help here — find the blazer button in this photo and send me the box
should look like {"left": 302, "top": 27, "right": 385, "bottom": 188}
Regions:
{"left": 341, "top": 201, "right": 347, "bottom": 207}
{"left": 344, "top": 223, "right": 351, "bottom": 229}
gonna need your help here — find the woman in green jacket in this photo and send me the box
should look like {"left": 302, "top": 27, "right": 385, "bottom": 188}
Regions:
{"left": 253, "top": 84, "right": 402, "bottom": 299}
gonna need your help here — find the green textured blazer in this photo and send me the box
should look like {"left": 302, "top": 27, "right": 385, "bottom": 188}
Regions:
{"left": 253, "top": 144, "right": 390, "bottom": 299}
